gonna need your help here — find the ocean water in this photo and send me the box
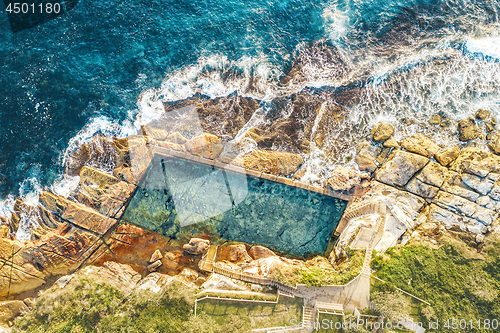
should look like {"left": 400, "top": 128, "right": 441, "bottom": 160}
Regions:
{"left": 1, "top": 0, "right": 500, "bottom": 214}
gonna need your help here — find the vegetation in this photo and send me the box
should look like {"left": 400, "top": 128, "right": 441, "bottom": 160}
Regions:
{"left": 13, "top": 276, "right": 301, "bottom": 332}
{"left": 197, "top": 290, "right": 278, "bottom": 301}
{"left": 371, "top": 241, "right": 500, "bottom": 333}
{"left": 270, "top": 250, "right": 364, "bottom": 287}
{"left": 196, "top": 294, "right": 303, "bottom": 329}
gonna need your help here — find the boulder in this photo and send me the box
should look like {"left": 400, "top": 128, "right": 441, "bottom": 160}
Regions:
{"left": 449, "top": 147, "right": 500, "bottom": 177}
{"left": 429, "top": 115, "right": 441, "bottom": 125}
{"left": 327, "top": 167, "right": 360, "bottom": 191}
{"left": 458, "top": 118, "right": 480, "bottom": 142}
{"left": 371, "top": 122, "right": 395, "bottom": 141}
{"left": 375, "top": 150, "right": 429, "bottom": 187}
{"left": 475, "top": 109, "right": 491, "bottom": 121}
{"left": 416, "top": 161, "right": 448, "bottom": 187}
{"left": 78, "top": 166, "right": 136, "bottom": 218}
{"left": 383, "top": 137, "right": 399, "bottom": 148}
{"left": 147, "top": 260, "right": 162, "bottom": 272}
{"left": 240, "top": 150, "right": 303, "bottom": 176}
{"left": 182, "top": 238, "right": 210, "bottom": 255}
{"left": 354, "top": 141, "right": 381, "bottom": 173}
{"left": 400, "top": 133, "right": 440, "bottom": 158}
{"left": 249, "top": 245, "right": 276, "bottom": 260}
{"left": 218, "top": 244, "right": 252, "bottom": 263}
{"left": 435, "top": 145, "right": 460, "bottom": 166}
{"left": 150, "top": 249, "right": 163, "bottom": 263}
{"left": 141, "top": 125, "right": 169, "bottom": 140}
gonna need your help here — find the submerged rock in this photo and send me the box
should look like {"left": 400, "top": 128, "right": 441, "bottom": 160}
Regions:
{"left": 458, "top": 118, "right": 480, "bottom": 142}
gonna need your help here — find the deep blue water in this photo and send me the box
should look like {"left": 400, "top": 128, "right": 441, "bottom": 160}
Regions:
{"left": 1, "top": 0, "right": 500, "bottom": 200}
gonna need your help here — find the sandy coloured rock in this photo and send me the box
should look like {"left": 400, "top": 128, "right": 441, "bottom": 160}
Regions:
{"left": 383, "top": 136, "right": 399, "bottom": 148}
{"left": 248, "top": 245, "right": 276, "bottom": 260}
{"left": 416, "top": 161, "right": 448, "bottom": 187}
{"left": 354, "top": 141, "right": 381, "bottom": 173}
{"left": 371, "top": 122, "right": 395, "bottom": 141}
{"left": 435, "top": 145, "right": 460, "bottom": 166}
{"left": 182, "top": 238, "right": 210, "bottom": 255}
{"left": 458, "top": 117, "right": 480, "bottom": 142}
{"left": 239, "top": 150, "right": 304, "bottom": 176}
{"left": 375, "top": 150, "right": 429, "bottom": 187}
{"left": 400, "top": 133, "right": 440, "bottom": 158}
{"left": 327, "top": 167, "right": 360, "bottom": 191}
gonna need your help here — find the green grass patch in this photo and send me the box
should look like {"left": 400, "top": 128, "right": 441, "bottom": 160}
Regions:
{"left": 371, "top": 242, "right": 500, "bottom": 333}
{"left": 196, "top": 294, "right": 303, "bottom": 330}
{"left": 270, "top": 250, "right": 364, "bottom": 287}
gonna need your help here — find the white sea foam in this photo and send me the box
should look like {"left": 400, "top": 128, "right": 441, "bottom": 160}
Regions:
{"left": 466, "top": 36, "right": 500, "bottom": 60}
{"left": 51, "top": 175, "right": 80, "bottom": 198}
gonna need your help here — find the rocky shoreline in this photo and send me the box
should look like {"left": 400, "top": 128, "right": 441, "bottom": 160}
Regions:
{"left": 1, "top": 103, "right": 500, "bottom": 328}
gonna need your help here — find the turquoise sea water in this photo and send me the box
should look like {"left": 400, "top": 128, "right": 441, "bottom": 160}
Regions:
{"left": 1, "top": 0, "right": 500, "bottom": 201}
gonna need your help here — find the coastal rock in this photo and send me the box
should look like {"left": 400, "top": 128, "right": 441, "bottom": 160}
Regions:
{"left": 163, "top": 95, "right": 260, "bottom": 138}
{"left": 248, "top": 245, "right": 276, "bottom": 260}
{"left": 458, "top": 118, "right": 480, "bottom": 142}
{"left": 406, "top": 178, "right": 439, "bottom": 198}
{"left": 150, "top": 249, "right": 163, "bottom": 263}
{"left": 39, "top": 191, "right": 117, "bottom": 235}
{"left": 428, "top": 204, "right": 487, "bottom": 234}
{"left": 240, "top": 150, "right": 303, "bottom": 176}
{"left": 78, "top": 166, "right": 136, "bottom": 218}
{"left": 185, "top": 133, "right": 223, "bottom": 159}
{"left": 178, "top": 267, "right": 199, "bottom": 284}
{"left": 218, "top": 244, "right": 252, "bottom": 263}
{"left": 416, "top": 161, "right": 448, "bottom": 187}
{"left": 78, "top": 261, "right": 141, "bottom": 295}
{"left": 449, "top": 147, "right": 500, "bottom": 177}
{"left": 441, "top": 172, "right": 481, "bottom": 202}
{"left": 65, "top": 135, "right": 118, "bottom": 176}
{"left": 487, "top": 183, "right": 500, "bottom": 201}
{"left": 435, "top": 145, "right": 460, "bottom": 166}
{"left": 460, "top": 173, "right": 494, "bottom": 196}
{"left": 475, "top": 109, "right": 491, "bottom": 121}
{"left": 201, "top": 273, "right": 245, "bottom": 290}
{"left": 327, "top": 167, "right": 360, "bottom": 191}
{"left": 400, "top": 133, "right": 440, "bottom": 158}
{"left": 354, "top": 141, "right": 381, "bottom": 173}
{"left": 182, "top": 238, "right": 210, "bottom": 255}
{"left": 115, "top": 135, "right": 154, "bottom": 183}
{"left": 383, "top": 137, "right": 399, "bottom": 148}
{"left": 375, "top": 150, "right": 429, "bottom": 187}
{"left": 166, "top": 132, "right": 188, "bottom": 144}
{"left": 280, "top": 40, "right": 350, "bottom": 85}
{"left": 0, "top": 300, "right": 28, "bottom": 324}
{"left": 141, "top": 125, "right": 169, "bottom": 140}
{"left": 433, "top": 191, "right": 498, "bottom": 226}
{"left": 371, "top": 122, "right": 395, "bottom": 142}
{"left": 147, "top": 260, "right": 162, "bottom": 272}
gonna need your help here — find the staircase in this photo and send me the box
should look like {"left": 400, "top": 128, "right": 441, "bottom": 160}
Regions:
{"left": 302, "top": 306, "right": 315, "bottom": 331}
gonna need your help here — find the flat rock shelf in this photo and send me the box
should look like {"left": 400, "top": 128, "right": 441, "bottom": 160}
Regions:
{"left": 121, "top": 152, "right": 348, "bottom": 256}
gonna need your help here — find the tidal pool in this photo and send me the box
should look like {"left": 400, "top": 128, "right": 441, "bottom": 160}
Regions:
{"left": 121, "top": 153, "right": 348, "bottom": 256}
